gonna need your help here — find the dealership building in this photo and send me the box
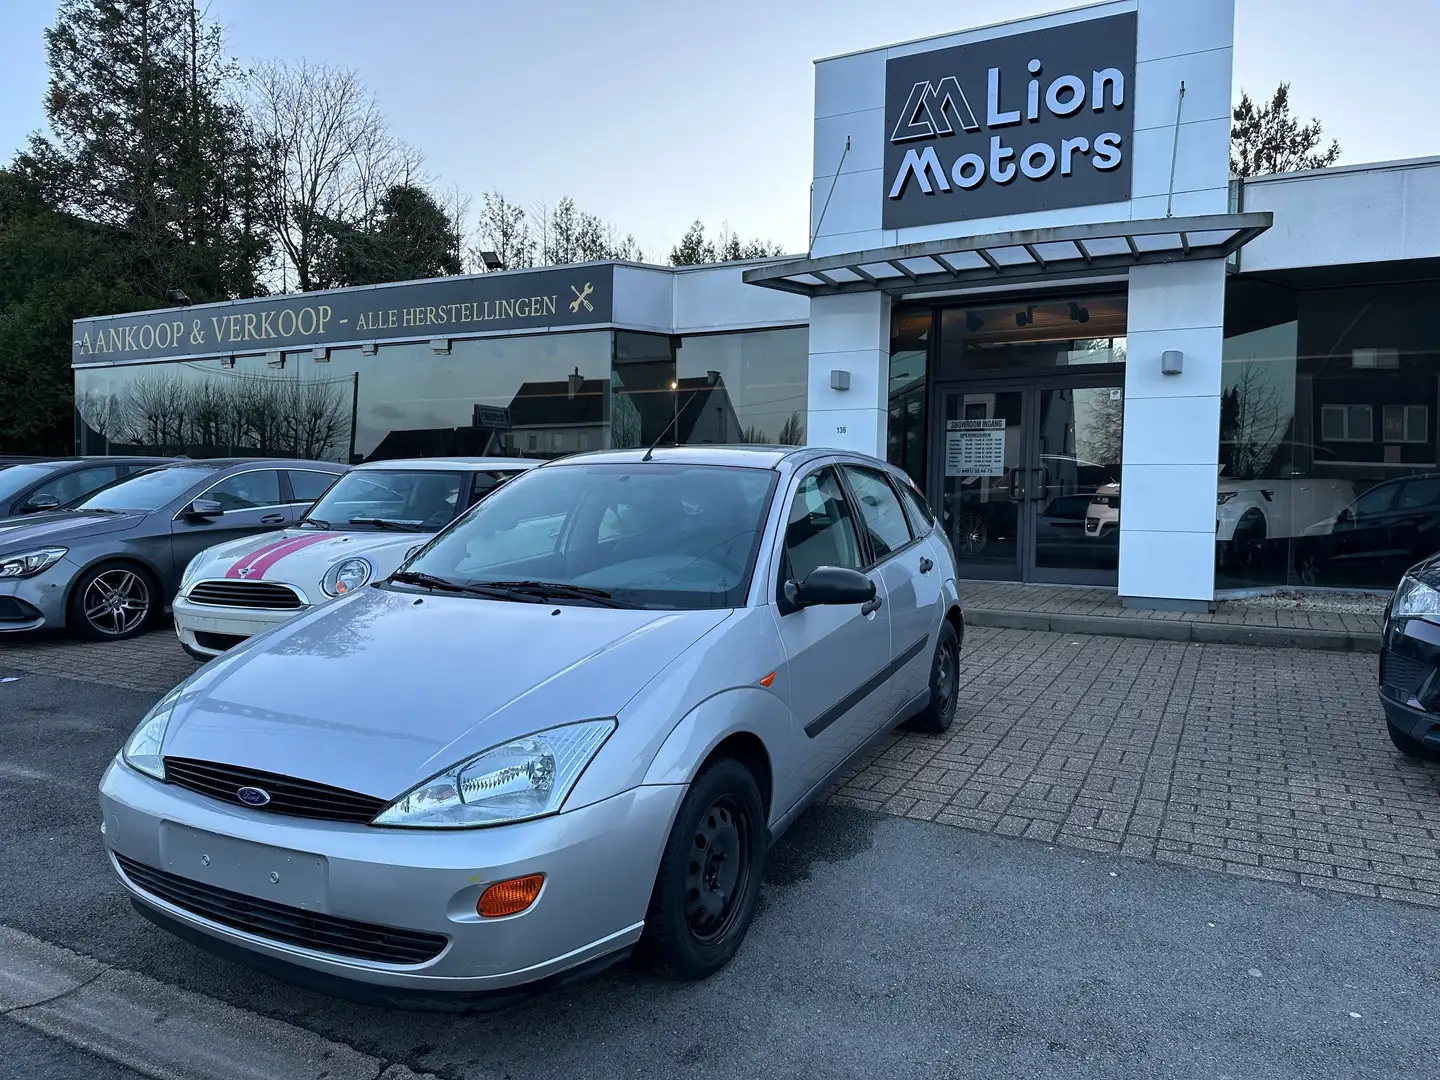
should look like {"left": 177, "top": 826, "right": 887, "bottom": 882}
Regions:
{"left": 72, "top": 0, "right": 1440, "bottom": 607}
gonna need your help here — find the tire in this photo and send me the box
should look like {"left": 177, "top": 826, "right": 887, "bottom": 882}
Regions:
{"left": 639, "top": 758, "right": 766, "bottom": 980}
{"left": 68, "top": 562, "right": 158, "bottom": 641}
{"left": 954, "top": 513, "right": 989, "bottom": 557}
{"left": 1387, "top": 719, "right": 1437, "bottom": 760}
{"left": 905, "top": 619, "right": 961, "bottom": 735}
{"left": 1232, "top": 509, "right": 1267, "bottom": 570}
{"left": 1295, "top": 544, "right": 1322, "bottom": 587}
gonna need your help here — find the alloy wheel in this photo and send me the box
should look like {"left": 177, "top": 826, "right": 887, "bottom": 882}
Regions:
{"left": 684, "top": 795, "right": 752, "bottom": 947}
{"left": 83, "top": 569, "right": 151, "bottom": 637}
{"left": 955, "top": 514, "right": 988, "bottom": 556}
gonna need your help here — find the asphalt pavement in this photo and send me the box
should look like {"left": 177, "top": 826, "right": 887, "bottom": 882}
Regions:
{"left": 2, "top": 665, "right": 1437, "bottom": 1079}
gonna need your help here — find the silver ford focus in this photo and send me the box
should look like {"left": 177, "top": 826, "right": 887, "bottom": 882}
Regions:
{"left": 99, "top": 446, "right": 962, "bottom": 1009}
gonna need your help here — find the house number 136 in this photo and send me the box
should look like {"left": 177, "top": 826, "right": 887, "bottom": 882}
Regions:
{"left": 836, "top": 426, "right": 847, "bottom": 434}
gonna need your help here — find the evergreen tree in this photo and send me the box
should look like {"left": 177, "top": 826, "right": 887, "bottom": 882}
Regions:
{"left": 1230, "top": 83, "right": 1341, "bottom": 177}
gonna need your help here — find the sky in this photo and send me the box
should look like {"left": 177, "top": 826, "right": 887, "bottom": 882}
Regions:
{"left": 1, "top": 0, "right": 1436, "bottom": 260}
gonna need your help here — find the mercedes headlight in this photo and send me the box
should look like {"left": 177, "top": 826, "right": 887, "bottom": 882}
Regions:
{"left": 179, "top": 553, "right": 204, "bottom": 593}
{"left": 373, "top": 719, "right": 616, "bottom": 828}
{"left": 0, "top": 547, "right": 66, "bottom": 579}
{"left": 121, "top": 688, "right": 182, "bottom": 780}
{"left": 321, "top": 557, "right": 372, "bottom": 597}
{"left": 1391, "top": 576, "right": 1440, "bottom": 620}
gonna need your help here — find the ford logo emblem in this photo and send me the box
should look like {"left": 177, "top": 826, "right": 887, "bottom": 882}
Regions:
{"left": 236, "top": 786, "right": 271, "bottom": 807}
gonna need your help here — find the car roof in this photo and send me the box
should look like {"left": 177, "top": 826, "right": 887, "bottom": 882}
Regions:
{"left": 30, "top": 456, "right": 175, "bottom": 468}
{"left": 353, "top": 457, "right": 540, "bottom": 472}
{"left": 548, "top": 445, "right": 814, "bottom": 470}
{"left": 149, "top": 458, "right": 348, "bottom": 471}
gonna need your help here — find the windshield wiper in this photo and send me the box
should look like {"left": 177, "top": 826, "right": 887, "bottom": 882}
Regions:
{"left": 297, "top": 517, "right": 331, "bottom": 529}
{"left": 477, "top": 580, "right": 636, "bottom": 608}
{"left": 388, "top": 571, "right": 539, "bottom": 600}
{"left": 349, "top": 517, "right": 426, "bottom": 532}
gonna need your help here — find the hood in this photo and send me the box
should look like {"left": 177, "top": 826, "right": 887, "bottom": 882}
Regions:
{"left": 162, "top": 586, "right": 732, "bottom": 798}
{"left": 0, "top": 510, "right": 141, "bottom": 549}
{"left": 191, "top": 528, "right": 424, "bottom": 583}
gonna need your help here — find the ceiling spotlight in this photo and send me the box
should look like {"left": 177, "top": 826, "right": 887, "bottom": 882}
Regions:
{"left": 1069, "top": 301, "right": 1090, "bottom": 323}
{"left": 965, "top": 312, "right": 984, "bottom": 332}
{"left": 1015, "top": 306, "right": 1035, "bottom": 327}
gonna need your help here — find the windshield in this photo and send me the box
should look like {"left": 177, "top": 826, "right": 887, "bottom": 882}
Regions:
{"left": 399, "top": 463, "right": 778, "bottom": 610}
{"left": 307, "top": 470, "right": 465, "bottom": 530}
{"left": 77, "top": 465, "right": 221, "bottom": 511}
{"left": 0, "top": 464, "right": 61, "bottom": 503}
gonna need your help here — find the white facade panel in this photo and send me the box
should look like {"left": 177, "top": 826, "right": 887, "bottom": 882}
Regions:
{"left": 611, "top": 266, "right": 673, "bottom": 333}
{"left": 813, "top": 109, "right": 885, "bottom": 180}
{"left": 1119, "top": 530, "right": 1216, "bottom": 601}
{"left": 1120, "top": 393, "right": 1222, "bottom": 467}
{"left": 1129, "top": 117, "right": 1232, "bottom": 200}
{"left": 671, "top": 264, "right": 809, "bottom": 335}
{"left": 813, "top": 50, "right": 886, "bottom": 120}
{"left": 1132, "top": 48, "right": 1233, "bottom": 132}
{"left": 1117, "top": 464, "right": 1221, "bottom": 534}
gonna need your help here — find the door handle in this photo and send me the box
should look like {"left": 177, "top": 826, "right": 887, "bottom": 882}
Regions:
{"left": 260, "top": 514, "right": 285, "bottom": 525}
{"left": 861, "top": 596, "right": 883, "bottom": 617}
{"left": 918, "top": 557, "right": 934, "bottom": 574}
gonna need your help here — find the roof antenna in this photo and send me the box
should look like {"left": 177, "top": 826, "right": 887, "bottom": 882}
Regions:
{"left": 641, "top": 383, "right": 705, "bottom": 462}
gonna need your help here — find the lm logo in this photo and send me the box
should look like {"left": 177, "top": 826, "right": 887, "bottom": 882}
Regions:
{"left": 891, "top": 78, "right": 980, "bottom": 144}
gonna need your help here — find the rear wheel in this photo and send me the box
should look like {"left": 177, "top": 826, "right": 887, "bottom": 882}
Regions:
{"left": 905, "top": 620, "right": 960, "bottom": 734}
{"left": 639, "top": 758, "right": 765, "bottom": 980}
{"left": 1295, "top": 543, "right": 1322, "bottom": 586}
{"left": 69, "top": 563, "right": 157, "bottom": 641}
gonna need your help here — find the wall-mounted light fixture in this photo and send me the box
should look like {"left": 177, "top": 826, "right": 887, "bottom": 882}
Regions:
{"left": 1015, "top": 305, "right": 1035, "bottom": 327}
{"left": 1161, "top": 349, "right": 1184, "bottom": 375}
{"left": 312, "top": 347, "right": 330, "bottom": 363}
{"left": 361, "top": 342, "right": 378, "bottom": 356}
{"left": 266, "top": 352, "right": 284, "bottom": 369}
{"left": 430, "top": 338, "right": 451, "bottom": 355}
{"left": 1069, "top": 302, "right": 1090, "bottom": 324}
{"left": 830, "top": 369, "right": 851, "bottom": 391}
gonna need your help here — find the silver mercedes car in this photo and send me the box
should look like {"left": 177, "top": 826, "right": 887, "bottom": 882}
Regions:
{"left": 99, "top": 446, "right": 962, "bottom": 1009}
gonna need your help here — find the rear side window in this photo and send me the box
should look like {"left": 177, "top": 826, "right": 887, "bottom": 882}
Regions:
{"left": 1397, "top": 477, "right": 1440, "bottom": 511}
{"left": 893, "top": 475, "right": 935, "bottom": 534}
{"left": 203, "top": 470, "right": 281, "bottom": 511}
{"left": 471, "top": 470, "right": 520, "bottom": 503}
{"left": 842, "top": 466, "right": 913, "bottom": 561}
{"left": 287, "top": 470, "right": 339, "bottom": 504}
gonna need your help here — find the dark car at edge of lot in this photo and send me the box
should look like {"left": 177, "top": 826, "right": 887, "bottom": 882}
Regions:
{"left": 1378, "top": 554, "right": 1440, "bottom": 759}
{"left": 0, "top": 458, "right": 347, "bottom": 642}
{"left": 0, "top": 457, "right": 175, "bottom": 518}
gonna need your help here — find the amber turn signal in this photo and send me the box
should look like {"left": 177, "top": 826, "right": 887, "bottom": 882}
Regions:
{"left": 477, "top": 873, "right": 546, "bottom": 918}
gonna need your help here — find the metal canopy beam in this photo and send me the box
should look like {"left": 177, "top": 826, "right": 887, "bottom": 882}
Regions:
{"left": 743, "top": 212, "right": 1274, "bottom": 298}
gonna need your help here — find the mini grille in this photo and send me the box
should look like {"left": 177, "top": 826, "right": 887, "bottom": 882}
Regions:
{"left": 115, "top": 853, "right": 446, "bottom": 965}
{"left": 163, "top": 758, "right": 388, "bottom": 825}
{"left": 187, "top": 581, "right": 304, "bottom": 610}
{"left": 1381, "top": 650, "right": 1431, "bottom": 699}
{"left": 193, "top": 631, "right": 247, "bottom": 652}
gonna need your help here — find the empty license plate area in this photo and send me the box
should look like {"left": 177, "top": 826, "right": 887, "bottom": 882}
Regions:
{"left": 160, "top": 822, "right": 327, "bottom": 911}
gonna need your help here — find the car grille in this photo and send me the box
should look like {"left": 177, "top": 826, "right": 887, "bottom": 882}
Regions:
{"left": 187, "top": 581, "right": 304, "bottom": 610}
{"left": 114, "top": 853, "right": 446, "bottom": 965}
{"left": 163, "top": 758, "right": 389, "bottom": 825}
{"left": 0, "top": 595, "right": 41, "bottom": 623}
{"left": 1380, "top": 649, "right": 1431, "bottom": 699}
{"left": 1085, "top": 517, "right": 1101, "bottom": 529}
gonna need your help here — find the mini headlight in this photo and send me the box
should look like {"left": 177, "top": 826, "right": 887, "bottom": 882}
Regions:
{"left": 122, "top": 688, "right": 182, "bottom": 780}
{"left": 179, "top": 554, "right": 204, "bottom": 592}
{"left": 322, "top": 557, "right": 372, "bottom": 597}
{"left": 373, "top": 719, "right": 616, "bottom": 828}
{"left": 0, "top": 547, "right": 66, "bottom": 579}
{"left": 1391, "top": 576, "right": 1440, "bottom": 620}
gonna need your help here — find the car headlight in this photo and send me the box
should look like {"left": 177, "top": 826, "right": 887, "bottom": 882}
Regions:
{"left": 0, "top": 547, "right": 66, "bottom": 579}
{"left": 1217, "top": 492, "right": 1239, "bottom": 505}
{"left": 179, "top": 554, "right": 204, "bottom": 592}
{"left": 372, "top": 719, "right": 616, "bottom": 828}
{"left": 1391, "top": 576, "right": 1440, "bottom": 620}
{"left": 121, "top": 688, "right": 182, "bottom": 780}
{"left": 321, "top": 557, "right": 372, "bottom": 597}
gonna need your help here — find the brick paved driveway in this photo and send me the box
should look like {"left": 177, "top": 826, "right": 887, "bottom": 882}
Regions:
{"left": 5, "top": 620, "right": 1440, "bottom": 908}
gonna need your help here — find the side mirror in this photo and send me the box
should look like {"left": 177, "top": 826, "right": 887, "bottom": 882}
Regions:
{"left": 184, "top": 498, "right": 223, "bottom": 520}
{"left": 784, "top": 565, "right": 876, "bottom": 608}
{"left": 21, "top": 494, "right": 59, "bottom": 513}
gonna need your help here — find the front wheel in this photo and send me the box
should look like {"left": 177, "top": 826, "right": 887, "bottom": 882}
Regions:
{"left": 69, "top": 563, "right": 157, "bottom": 641}
{"left": 639, "top": 758, "right": 766, "bottom": 980}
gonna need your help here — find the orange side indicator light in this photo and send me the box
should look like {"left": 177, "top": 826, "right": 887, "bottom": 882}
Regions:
{"left": 759, "top": 672, "right": 776, "bottom": 688}
{"left": 478, "top": 873, "right": 546, "bottom": 918}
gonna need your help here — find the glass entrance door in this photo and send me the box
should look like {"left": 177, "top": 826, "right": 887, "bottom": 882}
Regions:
{"left": 934, "top": 380, "right": 1124, "bottom": 585}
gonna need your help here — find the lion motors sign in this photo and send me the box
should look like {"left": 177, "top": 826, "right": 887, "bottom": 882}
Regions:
{"left": 882, "top": 12, "right": 1137, "bottom": 229}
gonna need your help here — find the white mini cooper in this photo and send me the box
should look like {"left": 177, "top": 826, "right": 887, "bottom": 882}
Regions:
{"left": 172, "top": 457, "right": 538, "bottom": 658}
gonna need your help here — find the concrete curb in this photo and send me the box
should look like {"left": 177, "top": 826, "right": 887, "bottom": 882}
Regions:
{"left": 967, "top": 608, "right": 1381, "bottom": 653}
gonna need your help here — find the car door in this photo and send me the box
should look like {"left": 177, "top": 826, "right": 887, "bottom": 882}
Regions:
{"left": 840, "top": 464, "right": 941, "bottom": 716}
{"left": 12, "top": 463, "right": 123, "bottom": 515}
{"left": 1330, "top": 482, "right": 1400, "bottom": 582}
{"left": 1385, "top": 476, "right": 1440, "bottom": 578}
{"left": 771, "top": 465, "right": 893, "bottom": 797}
{"left": 170, "top": 469, "right": 289, "bottom": 578}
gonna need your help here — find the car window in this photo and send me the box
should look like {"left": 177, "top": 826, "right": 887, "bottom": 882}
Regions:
{"left": 0, "top": 463, "right": 61, "bottom": 504}
{"left": 31, "top": 465, "right": 122, "bottom": 506}
{"left": 1353, "top": 484, "right": 1399, "bottom": 518}
{"left": 201, "top": 470, "right": 281, "bottom": 512}
{"left": 287, "top": 469, "right": 339, "bottom": 504}
{"left": 78, "top": 465, "right": 225, "bottom": 511}
{"left": 310, "top": 470, "right": 463, "bottom": 529}
{"left": 893, "top": 476, "right": 935, "bottom": 533}
{"left": 405, "top": 463, "right": 777, "bottom": 611}
{"left": 471, "top": 470, "right": 520, "bottom": 503}
{"left": 1396, "top": 477, "right": 1440, "bottom": 511}
{"left": 782, "top": 468, "right": 865, "bottom": 583}
{"left": 842, "top": 466, "right": 913, "bottom": 560}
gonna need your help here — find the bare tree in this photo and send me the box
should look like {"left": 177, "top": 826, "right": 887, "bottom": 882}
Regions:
{"left": 1220, "top": 363, "right": 1290, "bottom": 479}
{"left": 249, "top": 60, "right": 421, "bottom": 291}
{"left": 474, "top": 188, "right": 535, "bottom": 270}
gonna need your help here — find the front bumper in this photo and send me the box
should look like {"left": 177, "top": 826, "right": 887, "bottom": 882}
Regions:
{"left": 99, "top": 759, "right": 684, "bottom": 1006}
{"left": 0, "top": 561, "right": 74, "bottom": 633}
{"left": 1379, "top": 615, "right": 1440, "bottom": 749}
{"left": 172, "top": 595, "right": 304, "bottom": 656}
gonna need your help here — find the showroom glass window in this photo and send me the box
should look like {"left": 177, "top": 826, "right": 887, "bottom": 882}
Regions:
{"left": 1217, "top": 276, "right": 1440, "bottom": 592}
{"left": 675, "top": 328, "right": 807, "bottom": 447}
{"left": 888, "top": 307, "right": 931, "bottom": 487}
{"left": 74, "top": 331, "right": 613, "bottom": 462}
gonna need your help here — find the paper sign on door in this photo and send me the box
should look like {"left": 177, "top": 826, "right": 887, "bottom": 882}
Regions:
{"left": 944, "top": 419, "right": 1006, "bottom": 477}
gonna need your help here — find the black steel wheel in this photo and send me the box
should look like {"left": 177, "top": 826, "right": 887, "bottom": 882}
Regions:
{"left": 640, "top": 758, "right": 765, "bottom": 980}
{"left": 69, "top": 563, "right": 156, "bottom": 641}
{"left": 906, "top": 619, "right": 961, "bottom": 734}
